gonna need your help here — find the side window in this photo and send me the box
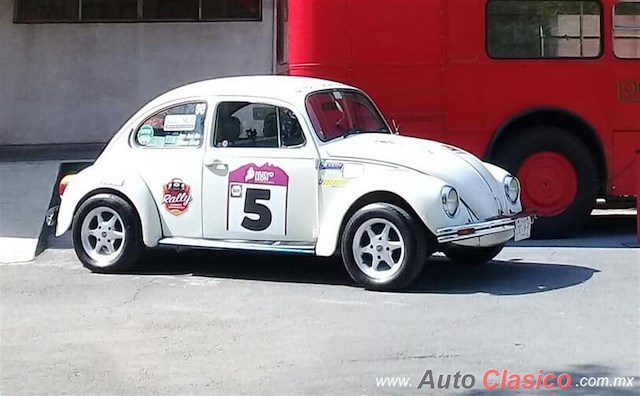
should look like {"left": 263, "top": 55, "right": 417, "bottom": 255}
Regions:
{"left": 135, "top": 102, "right": 207, "bottom": 148}
{"left": 614, "top": 2, "right": 640, "bottom": 58}
{"left": 214, "top": 102, "right": 304, "bottom": 148}
{"left": 487, "top": 1, "right": 602, "bottom": 59}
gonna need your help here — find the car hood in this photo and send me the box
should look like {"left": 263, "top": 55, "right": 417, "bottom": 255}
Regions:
{"left": 324, "top": 134, "right": 507, "bottom": 219}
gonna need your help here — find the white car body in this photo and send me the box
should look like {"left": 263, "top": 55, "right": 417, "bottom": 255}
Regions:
{"left": 52, "top": 76, "right": 532, "bottom": 288}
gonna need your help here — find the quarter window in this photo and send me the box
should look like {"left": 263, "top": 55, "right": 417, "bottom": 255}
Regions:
{"left": 487, "top": 1, "right": 602, "bottom": 59}
{"left": 614, "top": 2, "right": 640, "bottom": 58}
{"left": 15, "top": 0, "right": 261, "bottom": 22}
{"left": 214, "top": 102, "right": 305, "bottom": 148}
{"left": 135, "top": 102, "right": 207, "bottom": 148}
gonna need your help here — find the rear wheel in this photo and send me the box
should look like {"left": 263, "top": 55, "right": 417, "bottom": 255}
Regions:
{"left": 340, "top": 203, "right": 431, "bottom": 291}
{"left": 493, "top": 127, "right": 598, "bottom": 238}
{"left": 443, "top": 244, "right": 505, "bottom": 265}
{"left": 72, "top": 194, "right": 144, "bottom": 273}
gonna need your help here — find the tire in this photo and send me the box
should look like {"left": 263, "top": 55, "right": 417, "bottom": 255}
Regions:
{"left": 72, "top": 193, "right": 144, "bottom": 273}
{"left": 492, "top": 127, "right": 598, "bottom": 238}
{"left": 443, "top": 244, "right": 505, "bottom": 266}
{"left": 340, "top": 203, "right": 431, "bottom": 291}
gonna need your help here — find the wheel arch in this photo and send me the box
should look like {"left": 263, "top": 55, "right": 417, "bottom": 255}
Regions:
{"left": 316, "top": 190, "right": 436, "bottom": 257}
{"left": 58, "top": 179, "right": 163, "bottom": 248}
{"left": 485, "top": 107, "right": 607, "bottom": 195}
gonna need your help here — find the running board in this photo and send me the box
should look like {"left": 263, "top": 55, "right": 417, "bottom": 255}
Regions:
{"left": 157, "top": 237, "right": 316, "bottom": 255}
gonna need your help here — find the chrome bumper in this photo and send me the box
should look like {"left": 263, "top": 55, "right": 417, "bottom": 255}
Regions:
{"left": 435, "top": 214, "right": 535, "bottom": 246}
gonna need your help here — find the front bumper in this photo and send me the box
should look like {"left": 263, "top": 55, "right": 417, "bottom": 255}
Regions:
{"left": 435, "top": 214, "right": 535, "bottom": 247}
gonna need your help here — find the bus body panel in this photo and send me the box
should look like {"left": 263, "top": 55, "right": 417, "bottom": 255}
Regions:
{"left": 283, "top": 0, "right": 639, "bottom": 199}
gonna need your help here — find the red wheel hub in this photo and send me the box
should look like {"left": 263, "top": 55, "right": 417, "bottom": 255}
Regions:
{"left": 518, "top": 152, "right": 578, "bottom": 217}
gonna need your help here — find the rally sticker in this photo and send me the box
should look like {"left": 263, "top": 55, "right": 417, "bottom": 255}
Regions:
{"left": 163, "top": 114, "right": 197, "bottom": 132}
{"left": 227, "top": 163, "right": 289, "bottom": 235}
{"left": 137, "top": 125, "right": 154, "bottom": 146}
{"left": 162, "top": 178, "right": 193, "bottom": 215}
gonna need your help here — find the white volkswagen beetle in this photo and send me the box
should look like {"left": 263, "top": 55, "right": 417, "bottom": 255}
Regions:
{"left": 48, "top": 76, "right": 533, "bottom": 290}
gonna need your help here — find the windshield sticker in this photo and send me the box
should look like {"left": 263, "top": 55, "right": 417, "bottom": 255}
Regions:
{"left": 164, "top": 114, "right": 197, "bottom": 132}
{"left": 162, "top": 178, "right": 193, "bottom": 215}
{"left": 137, "top": 125, "right": 154, "bottom": 146}
{"left": 227, "top": 163, "right": 289, "bottom": 235}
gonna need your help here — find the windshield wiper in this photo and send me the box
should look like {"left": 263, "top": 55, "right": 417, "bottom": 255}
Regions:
{"left": 341, "top": 128, "right": 389, "bottom": 139}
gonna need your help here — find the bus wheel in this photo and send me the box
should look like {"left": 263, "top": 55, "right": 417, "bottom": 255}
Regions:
{"left": 493, "top": 127, "right": 598, "bottom": 239}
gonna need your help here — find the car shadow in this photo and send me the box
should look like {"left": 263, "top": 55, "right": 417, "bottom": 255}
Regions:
{"left": 130, "top": 249, "right": 599, "bottom": 296}
{"left": 511, "top": 212, "right": 638, "bottom": 248}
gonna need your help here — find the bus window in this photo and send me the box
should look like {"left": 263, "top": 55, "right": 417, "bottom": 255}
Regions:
{"left": 614, "top": 1, "right": 640, "bottom": 58}
{"left": 487, "top": 0, "right": 602, "bottom": 59}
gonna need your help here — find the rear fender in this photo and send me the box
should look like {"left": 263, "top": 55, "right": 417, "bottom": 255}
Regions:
{"left": 56, "top": 166, "right": 163, "bottom": 247}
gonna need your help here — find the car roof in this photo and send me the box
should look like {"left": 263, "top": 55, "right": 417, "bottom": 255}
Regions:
{"left": 149, "top": 75, "right": 356, "bottom": 106}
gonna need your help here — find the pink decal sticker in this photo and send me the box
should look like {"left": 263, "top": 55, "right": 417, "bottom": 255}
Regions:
{"left": 229, "top": 163, "right": 289, "bottom": 187}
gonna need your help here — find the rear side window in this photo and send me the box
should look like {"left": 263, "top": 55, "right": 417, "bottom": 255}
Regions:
{"left": 487, "top": 0, "right": 602, "bottom": 59}
{"left": 614, "top": 2, "right": 640, "bottom": 58}
{"left": 135, "top": 102, "right": 207, "bottom": 148}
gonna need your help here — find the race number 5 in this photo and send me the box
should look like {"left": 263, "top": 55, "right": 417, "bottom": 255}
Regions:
{"left": 241, "top": 188, "right": 272, "bottom": 232}
{"left": 227, "top": 163, "right": 289, "bottom": 236}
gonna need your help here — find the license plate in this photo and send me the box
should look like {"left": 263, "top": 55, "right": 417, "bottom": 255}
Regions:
{"left": 514, "top": 217, "right": 532, "bottom": 242}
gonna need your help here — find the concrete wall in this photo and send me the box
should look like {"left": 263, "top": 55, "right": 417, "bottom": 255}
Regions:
{"left": 0, "top": 0, "right": 274, "bottom": 145}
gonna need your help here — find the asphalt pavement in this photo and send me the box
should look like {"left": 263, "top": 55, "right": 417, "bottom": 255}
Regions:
{"left": 1, "top": 215, "right": 639, "bottom": 395}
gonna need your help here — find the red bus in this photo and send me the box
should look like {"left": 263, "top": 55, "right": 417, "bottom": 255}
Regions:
{"left": 276, "top": 0, "right": 640, "bottom": 238}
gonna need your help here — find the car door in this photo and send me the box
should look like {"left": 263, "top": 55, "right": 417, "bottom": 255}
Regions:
{"left": 130, "top": 99, "right": 210, "bottom": 238}
{"left": 202, "top": 97, "right": 320, "bottom": 243}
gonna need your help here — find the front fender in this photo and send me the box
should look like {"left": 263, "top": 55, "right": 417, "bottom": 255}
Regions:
{"left": 56, "top": 166, "right": 163, "bottom": 247}
{"left": 315, "top": 169, "right": 472, "bottom": 256}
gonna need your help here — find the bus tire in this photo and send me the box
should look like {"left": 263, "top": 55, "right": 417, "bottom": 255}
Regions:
{"left": 493, "top": 127, "right": 598, "bottom": 239}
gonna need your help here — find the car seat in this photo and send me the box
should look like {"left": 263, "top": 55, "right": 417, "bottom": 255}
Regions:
{"left": 217, "top": 116, "right": 242, "bottom": 144}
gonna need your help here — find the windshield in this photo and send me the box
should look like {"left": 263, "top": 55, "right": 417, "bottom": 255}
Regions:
{"left": 306, "top": 89, "right": 389, "bottom": 142}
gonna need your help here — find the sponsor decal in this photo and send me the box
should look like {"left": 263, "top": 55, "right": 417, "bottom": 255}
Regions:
{"left": 230, "top": 183, "right": 243, "bottom": 198}
{"left": 195, "top": 103, "right": 207, "bottom": 116}
{"left": 321, "top": 178, "right": 349, "bottom": 187}
{"left": 320, "top": 161, "right": 344, "bottom": 170}
{"left": 232, "top": 164, "right": 289, "bottom": 186}
{"left": 163, "top": 114, "right": 197, "bottom": 132}
{"left": 162, "top": 178, "right": 193, "bottom": 215}
{"left": 137, "top": 124, "right": 154, "bottom": 146}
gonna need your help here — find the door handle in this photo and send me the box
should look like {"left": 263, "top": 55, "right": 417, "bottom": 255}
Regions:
{"left": 205, "top": 159, "right": 227, "bottom": 169}
{"left": 205, "top": 159, "right": 229, "bottom": 175}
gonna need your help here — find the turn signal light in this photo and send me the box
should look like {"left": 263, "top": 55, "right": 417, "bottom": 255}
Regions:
{"left": 58, "top": 174, "right": 75, "bottom": 196}
{"left": 457, "top": 228, "right": 476, "bottom": 236}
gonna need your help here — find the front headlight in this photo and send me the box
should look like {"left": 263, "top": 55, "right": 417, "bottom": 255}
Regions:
{"left": 504, "top": 176, "right": 520, "bottom": 203}
{"left": 441, "top": 186, "right": 459, "bottom": 218}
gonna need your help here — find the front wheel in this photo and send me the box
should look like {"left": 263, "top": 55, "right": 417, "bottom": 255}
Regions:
{"left": 443, "top": 244, "right": 505, "bottom": 266}
{"left": 72, "top": 194, "right": 144, "bottom": 273}
{"left": 340, "top": 203, "right": 431, "bottom": 291}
